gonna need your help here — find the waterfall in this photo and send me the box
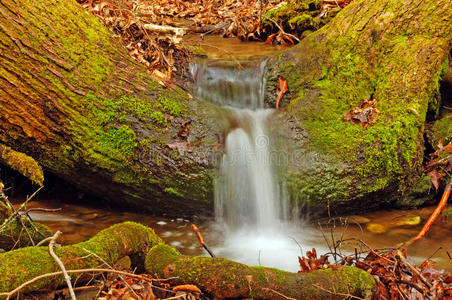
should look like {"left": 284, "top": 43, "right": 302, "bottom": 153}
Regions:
{"left": 214, "top": 109, "right": 288, "bottom": 231}
{"left": 192, "top": 61, "right": 308, "bottom": 271}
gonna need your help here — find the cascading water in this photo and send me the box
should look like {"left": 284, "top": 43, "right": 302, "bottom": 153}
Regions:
{"left": 192, "top": 62, "right": 315, "bottom": 271}
{"left": 214, "top": 109, "right": 289, "bottom": 231}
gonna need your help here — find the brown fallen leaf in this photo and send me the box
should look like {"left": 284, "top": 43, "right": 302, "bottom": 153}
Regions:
{"left": 276, "top": 76, "right": 288, "bottom": 109}
{"left": 166, "top": 142, "right": 192, "bottom": 155}
{"left": 428, "top": 169, "right": 442, "bottom": 190}
{"left": 177, "top": 120, "right": 192, "bottom": 140}
{"left": 173, "top": 284, "right": 202, "bottom": 294}
{"left": 343, "top": 98, "right": 379, "bottom": 127}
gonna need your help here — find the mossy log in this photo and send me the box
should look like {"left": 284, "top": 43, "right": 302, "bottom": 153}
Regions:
{"left": 266, "top": 0, "right": 452, "bottom": 214}
{"left": 146, "top": 244, "right": 375, "bottom": 299}
{"left": 0, "top": 0, "right": 221, "bottom": 217}
{"left": 0, "top": 222, "right": 375, "bottom": 299}
{"left": 0, "top": 222, "right": 163, "bottom": 296}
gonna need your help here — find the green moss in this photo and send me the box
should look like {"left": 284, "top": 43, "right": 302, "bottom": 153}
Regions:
{"left": 145, "top": 244, "right": 181, "bottom": 274}
{"left": 0, "top": 222, "right": 163, "bottom": 294}
{"left": 0, "top": 144, "right": 44, "bottom": 186}
{"left": 427, "top": 117, "right": 452, "bottom": 147}
{"left": 164, "top": 187, "right": 184, "bottom": 197}
{"left": 264, "top": 0, "right": 334, "bottom": 33}
{"left": 98, "top": 125, "right": 138, "bottom": 159}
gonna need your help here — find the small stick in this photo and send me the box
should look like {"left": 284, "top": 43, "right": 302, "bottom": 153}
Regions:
{"left": 425, "top": 246, "right": 442, "bottom": 262}
{"left": 312, "top": 284, "right": 365, "bottom": 300}
{"left": 262, "top": 287, "right": 297, "bottom": 300}
{"left": 402, "top": 177, "right": 452, "bottom": 247}
{"left": 191, "top": 224, "right": 215, "bottom": 257}
{"left": 262, "top": 15, "right": 300, "bottom": 43}
{"left": 395, "top": 250, "right": 432, "bottom": 289}
{"left": 48, "top": 231, "right": 76, "bottom": 300}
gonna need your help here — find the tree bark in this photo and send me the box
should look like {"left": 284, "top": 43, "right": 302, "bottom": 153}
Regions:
{"left": 0, "top": 222, "right": 375, "bottom": 299}
{"left": 0, "top": 0, "right": 221, "bottom": 216}
{"left": 266, "top": 0, "right": 452, "bottom": 214}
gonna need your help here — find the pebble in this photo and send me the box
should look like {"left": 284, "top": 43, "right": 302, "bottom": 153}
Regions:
{"left": 366, "top": 223, "right": 388, "bottom": 234}
{"left": 394, "top": 215, "right": 421, "bottom": 227}
{"left": 347, "top": 215, "right": 371, "bottom": 224}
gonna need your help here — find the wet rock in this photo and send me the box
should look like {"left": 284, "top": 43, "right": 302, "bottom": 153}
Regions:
{"left": 366, "top": 223, "right": 387, "bottom": 234}
{"left": 393, "top": 215, "right": 421, "bottom": 227}
{"left": 347, "top": 215, "right": 371, "bottom": 225}
{"left": 395, "top": 175, "right": 434, "bottom": 208}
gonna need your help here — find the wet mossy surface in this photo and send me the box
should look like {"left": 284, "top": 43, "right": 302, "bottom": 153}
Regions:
{"left": 145, "top": 243, "right": 375, "bottom": 299}
{"left": 0, "top": 0, "right": 221, "bottom": 216}
{"left": 0, "top": 222, "right": 162, "bottom": 294}
{"left": 266, "top": 0, "right": 452, "bottom": 214}
{"left": 0, "top": 144, "right": 44, "bottom": 186}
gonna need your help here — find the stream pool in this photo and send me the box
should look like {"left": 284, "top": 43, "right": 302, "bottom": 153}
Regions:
{"left": 12, "top": 197, "right": 452, "bottom": 272}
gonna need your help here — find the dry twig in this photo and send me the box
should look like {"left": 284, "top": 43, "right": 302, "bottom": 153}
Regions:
{"left": 48, "top": 231, "right": 76, "bottom": 300}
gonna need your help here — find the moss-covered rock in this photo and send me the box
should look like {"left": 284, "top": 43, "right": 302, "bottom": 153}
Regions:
{"left": 0, "top": 216, "right": 51, "bottom": 251}
{"left": 427, "top": 117, "right": 452, "bottom": 147}
{"left": 266, "top": 0, "right": 452, "bottom": 214}
{"left": 395, "top": 175, "right": 434, "bottom": 208}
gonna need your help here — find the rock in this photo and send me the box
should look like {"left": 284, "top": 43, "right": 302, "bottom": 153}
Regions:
{"left": 347, "top": 215, "right": 371, "bottom": 225}
{"left": 266, "top": 0, "right": 451, "bottom": 215}
{"left": 393, "top": 215, "right": 421, "bottom": 227}
{"left": 366, "top": 223, "right": 387, "bottom": 234}
{"left": 395, "top": 175, "right": 434, "bottom": 208}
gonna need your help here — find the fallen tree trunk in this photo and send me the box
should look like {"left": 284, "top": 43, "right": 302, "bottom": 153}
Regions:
{"left": 266, "top": 0, "right": 452, "bottom": 214}
{"left": 0, "top": 222, "right": 375, "bottom": 299}
{"left": 0, "top": 0, "right": 221, "bottom": 216}
{"left": 145, "top": 244, "right": 375, "bottom": 299}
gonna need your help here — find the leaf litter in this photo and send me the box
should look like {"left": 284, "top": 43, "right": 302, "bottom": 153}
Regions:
{"left": 76, "top": 0, "right": 355, "bottom": 84}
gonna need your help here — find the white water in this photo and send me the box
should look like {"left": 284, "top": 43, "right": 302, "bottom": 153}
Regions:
{"left": 193, "top": 62, "right": 320, "bottom": 271}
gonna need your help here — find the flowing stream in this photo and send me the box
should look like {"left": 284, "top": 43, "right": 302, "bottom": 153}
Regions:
{"left": 192, "top": 62, "right": 313, "bottom": 270}
{"left": 10, "top": 39, "right": 451, "bottom": 272}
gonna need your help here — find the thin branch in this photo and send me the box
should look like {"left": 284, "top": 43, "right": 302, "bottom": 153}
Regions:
{"left": 312, "top": 284, "right": 365, "bottom": 300}
{"left": 48, "top": 231, "right": 76, "bottom": 300}
{"left": 262, "top": 287, "right": 297, "bottom": 300}
{"left": 80, "top": 247, "right": 140, "bottom": 299}
{"left": 191, "top": 224, "right": 215, "bottom": 257}
{"left": 262, "top": 15, "right": 300, "bottom": 43}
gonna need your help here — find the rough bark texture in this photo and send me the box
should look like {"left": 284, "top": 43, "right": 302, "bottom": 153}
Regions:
{"left": 0, "top": 222, "right": 375, "bottom": 299}
{"left": 266, "top": 0, "right": 452, "bottom": 214}
{"left": 0, "top": 0, "right": 222, "bottom": 216}
{"left": 145, "top": 244, "right": 375, "bottom": 299}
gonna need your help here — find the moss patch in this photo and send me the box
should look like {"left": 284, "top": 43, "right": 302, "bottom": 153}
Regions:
{"left": 0, "top": 144, "right": 44, "bottom": 186}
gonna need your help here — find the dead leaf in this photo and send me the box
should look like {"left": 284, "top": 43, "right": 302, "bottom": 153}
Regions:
{"left": 177, "top": 120, "right": 192, "bottom": 140}
{"left": 276, "top": 76, "right": 288, "bottom": 109}
{"left": 173, "top": 284, "right": 202, "bottom": 293}
{"left": 166, "top": 142, "right": 192, "bottom": 155}
{"left": 343, "top": 99, "right": 379, "bottom": 127}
